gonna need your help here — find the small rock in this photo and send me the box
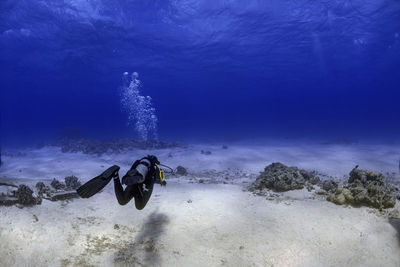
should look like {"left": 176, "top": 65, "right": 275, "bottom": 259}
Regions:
{"left": 316, "top": 190, "right": 328, "bottom": 195}
{"left": 322, "top": 180, "right": 338, "bottom": 192}
{"left": 35, "top": 182, "right": 51, "bottom": 196}
{"left": 35, "top": 182, "right": 46, "bottom": 192}
{"left": 309, "top": 175, "right": 321, "bottom": 185}
{"left": 187, "top": 199, "right": 192, "bottom": 203}
{"left": 176, "top": 166, "right": 188, "bottom": 176}
{"left": 388, "top": 209, "right": 399, "bottom": 219}
{"left": 51, "top": 178, "right": 66, "bottom": 190}
{"left": 64, "top": 176, "right": 81, "bottom": 190}
{"left": 201, "top": 150, "right": 212, "bottom": 155}
{"left": 14, "top": 185, "right": 41, "bottom": 205}
{"left": 0, "top": 196, "right": 19, "bottom": 206}
{"left": 306, "top": 184, "right": 314, "bottom": 192}
{"left": 327, "top": 188, "right": 353, "bottom": 205}
{"left": 43, "top": 191, "right": 78, "bottom": 201}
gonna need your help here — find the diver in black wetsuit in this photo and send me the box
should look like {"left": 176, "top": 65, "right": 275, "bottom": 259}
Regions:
{"left": 77, "top": 155, "right": 166, "bottom": 210}
{"left": 113, "top": 155, "right": 160, "bottom": 210}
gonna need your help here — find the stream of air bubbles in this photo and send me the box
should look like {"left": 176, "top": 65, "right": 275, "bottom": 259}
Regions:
{"left": 120, "top": 72, "right": 158, "bottom": 140}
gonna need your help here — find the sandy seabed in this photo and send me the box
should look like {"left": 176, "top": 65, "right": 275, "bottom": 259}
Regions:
{"left": 0, "top": 141, "right": 399, "bottom": 266}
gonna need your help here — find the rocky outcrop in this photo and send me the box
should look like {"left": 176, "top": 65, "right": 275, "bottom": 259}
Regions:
{"left": 327, "top": 166, "right": 399, "bottom": 209}
{"left": 249, "top": 162, "right": 319, "bottom": 193}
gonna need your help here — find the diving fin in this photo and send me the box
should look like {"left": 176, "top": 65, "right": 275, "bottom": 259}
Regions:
{"left": 77, "top": 165, "right": 120, "bottom": 198}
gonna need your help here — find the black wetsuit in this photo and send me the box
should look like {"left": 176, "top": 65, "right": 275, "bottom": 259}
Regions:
{"left": 113, "top": 157, "right": 157, "bottom": 210}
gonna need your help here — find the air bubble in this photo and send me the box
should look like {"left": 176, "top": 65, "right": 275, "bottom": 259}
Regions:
{"left": 120, "top": 72, "right": 158, "bottom": 140}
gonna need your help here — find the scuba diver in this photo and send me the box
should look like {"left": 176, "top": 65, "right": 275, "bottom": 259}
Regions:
{"left": 76, "top": 155, "right": 167, "bottom": 210}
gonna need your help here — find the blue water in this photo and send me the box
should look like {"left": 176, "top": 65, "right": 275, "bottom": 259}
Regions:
{"left": 1, "top": 0, "right": 400, "bottom": 146}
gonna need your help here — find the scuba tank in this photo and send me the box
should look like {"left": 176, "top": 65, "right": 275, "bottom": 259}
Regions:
{"left": 134, "top": 158, "right": 151, "bottom": 182}
{"left": 122, "top": 155, "right": 170, "bottom": 186}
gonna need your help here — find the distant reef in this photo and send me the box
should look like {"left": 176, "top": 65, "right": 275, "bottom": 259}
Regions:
{"left": 38, "top": 138, "right": 186, "bottom": 155}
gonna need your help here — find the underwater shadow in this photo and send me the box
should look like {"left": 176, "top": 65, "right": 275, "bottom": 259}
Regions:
{"left": 389, "top": 218, "right": 400, "bottom": 246}
{"left": 114, "top": 210, "right": 170, "bottom": 266}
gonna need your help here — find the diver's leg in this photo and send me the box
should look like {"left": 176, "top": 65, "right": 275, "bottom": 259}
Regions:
{"left": 114, "top": 177, "right": 135, "bottom": 205}
{"left": 133, "top": 182, "right": 154, "bottom": 210}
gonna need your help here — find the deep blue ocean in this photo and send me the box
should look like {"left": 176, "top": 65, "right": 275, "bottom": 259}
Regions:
{"left": 1, "top": 0, "right": 400, "bottom": 146}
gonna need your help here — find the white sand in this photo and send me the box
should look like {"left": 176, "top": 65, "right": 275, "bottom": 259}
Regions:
{"left": 0, "top": 142, "right": 399, "bottom": 266}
